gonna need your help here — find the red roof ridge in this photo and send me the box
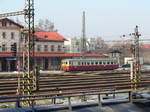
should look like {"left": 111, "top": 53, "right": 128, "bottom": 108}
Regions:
{"left": 0, "top": 52, "right": 107, "bottom": 57}
{"left": 141, "top": 44, "right": 150, "bottom": 48}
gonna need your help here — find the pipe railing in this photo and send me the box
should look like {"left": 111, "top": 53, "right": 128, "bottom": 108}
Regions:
{"left": 0, "top": 90, "right": 132, "bottom": 111}
{"left": 0, "top": 88, "right": 116, "bottom": 100}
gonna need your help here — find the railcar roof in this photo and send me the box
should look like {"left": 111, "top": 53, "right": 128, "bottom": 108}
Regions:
{"left": 62, "top": 58, "right": 117, "bottom": 61}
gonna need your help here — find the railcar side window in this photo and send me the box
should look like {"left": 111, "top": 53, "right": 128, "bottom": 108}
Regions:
{"left": 87, "top": 62, "right": 90, "bottom": 65}
{"left": 107, "top": 62, "right": 110, "bottom": 65}
{"left": 91, "top": 62, "right": 94, "bottom": 65}
{"left": 99, "top": 62, "right": 102, "bottom": 65}
{"left": 78, "top": 62, "right": 80, "bottom": 65}
{"left": 103, "top": 62, "right": 106, "bottom": 65}
{"left": 69, "top": 61, "right": 71, "bottom": 65}
{"left": 95, "top": 62, "right": 98, "bottom": 65}
{"left": 111, "top": 62, "right": 114, "bottom": 64}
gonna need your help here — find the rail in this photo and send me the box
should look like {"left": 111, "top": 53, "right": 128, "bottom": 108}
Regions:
{"left": 0, "top": 90, "right": 133, "bottom": 111}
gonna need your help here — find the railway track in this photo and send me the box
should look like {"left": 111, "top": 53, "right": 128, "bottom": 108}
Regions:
{"left": 0, "top": 71, "right": 150, "bottom": 97}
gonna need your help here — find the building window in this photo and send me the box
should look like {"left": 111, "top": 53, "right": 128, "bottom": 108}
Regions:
{"left": 51, "top": 45, "right": 54, "bottom": 52}
{"left": 2, "top": 44, "right": 7, "bottom": 52}
{"left": 9, "top": 22, "right": 12, "bottom": 26}
{"left": 99, "top": 62, "right": 102, "bottom": 65}
{"left": 76, "top": 42, "right": 79, "bottom": 45}
{"left": 44, "top": 45, "right": 48, "bottom": 52}
{"left": 11, "top": 32, "right": 15, "bottom": 39}
{"left": 37, "top": 45, "right": 41, "bottom": 52}
{"left": 2, "top": 21, "right": 7, "bottom": 26}
{"left": 2, "top": 32, "right": 6, "bottom": 39}
{"left": 44, "top": 35, "right": 48, "bottom": 38}
{"left": 58, "top": 45, "right": 61, "bottom": 52}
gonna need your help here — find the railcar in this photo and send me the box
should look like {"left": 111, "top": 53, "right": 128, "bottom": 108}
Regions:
{"left": 61, "top": 58, "right": 119, "bottom": 71}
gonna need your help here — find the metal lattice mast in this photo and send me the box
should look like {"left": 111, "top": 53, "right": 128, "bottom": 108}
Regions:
{"left": 0, "top": 0, "right": 38, "bottom": 107}
{"left": 21, "top": 0, "right": 36, "bottom": 106}
{"left": 130, "top": 25, "right": 141, "bottom": 91}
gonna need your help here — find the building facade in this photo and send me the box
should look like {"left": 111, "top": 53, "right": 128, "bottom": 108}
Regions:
{"left": 64, "top": 37, "right": 82, "bottom": 53}
{"left": 0, "top": 18, "right": 23, "bottom": 52}
{"left": 0, "top": 18, "right": 23, "bottom": 71}
{"left": 0, "top": 18, "right": 108, "bottom": 71}
{"left": 34, "top": 32, "right": 66, "bottom": 53}
{"left": 65, "top": 37, "right": 106, "bottom": 53}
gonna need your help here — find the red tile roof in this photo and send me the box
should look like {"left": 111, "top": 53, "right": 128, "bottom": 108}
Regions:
{"left": 35, "top": 53, "right": 108, "bottom": 57}
{"left": 141, "top": 44, "right": 150, "bottom": 49}
{"left": 0, "top": 52, "right": 107, "bottom": 57}
{"left": 34, "top": 32, "right": 66, "bottom": 41}
{"left": 0, "top": 52, "right": 12, "bottom": 57}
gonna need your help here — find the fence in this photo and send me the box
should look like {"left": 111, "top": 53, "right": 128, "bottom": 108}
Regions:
{"left": 0, "top": 90, "right": 133, "bottom": 111}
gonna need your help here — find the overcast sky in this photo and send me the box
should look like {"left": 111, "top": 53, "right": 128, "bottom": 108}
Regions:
{"left": 0, "top": 0, "right": 150, "bottom": 40}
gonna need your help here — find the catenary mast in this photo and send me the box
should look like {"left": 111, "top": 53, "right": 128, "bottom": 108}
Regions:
{"left": 0, "top": 0, "right": 37, "bottom": 107}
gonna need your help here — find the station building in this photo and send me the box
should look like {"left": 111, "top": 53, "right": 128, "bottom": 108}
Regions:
{"left": 0, "top": 18, "right": 108, "bottom": 71}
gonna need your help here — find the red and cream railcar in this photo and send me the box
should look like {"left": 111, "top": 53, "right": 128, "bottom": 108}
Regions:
{"left": 61, "top": 58, "right": 119, "bottom": 71}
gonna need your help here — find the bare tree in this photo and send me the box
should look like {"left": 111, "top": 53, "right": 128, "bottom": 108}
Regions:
{"left": 36, "top": 19, "right": 57, "bottom": 32}
{"left": 87, "top": 36, "right": 108, "bottom": 53}
{"left": 15, "top": 17, "right": 23, "bottom": 25}
{"left": 96, "top": 36, "right": 107, "bottom": 49}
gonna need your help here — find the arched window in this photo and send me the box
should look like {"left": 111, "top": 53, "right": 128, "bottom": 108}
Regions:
{"left": 58, "top": 45, "right": 61, "bottom": 52}
{"left": 2, "top": 44, "right": 7, "bottom": 52}
{"left": 11, "top": 32, "right": 15, "bottom": 39}
{"left": 44, "top": 45, "right": 48, "bottom": 52}
{"left": 51, "top": 45, "right": 54, "bottom": 52}
{"left": 37, "top": 45, "right": 41, "bottom": 52}
{"left": 2, "top": 32, "right": 6, "bottom": 39}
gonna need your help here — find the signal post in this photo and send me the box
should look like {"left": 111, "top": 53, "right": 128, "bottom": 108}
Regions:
{"left": 130, "top": 26, "right": 141, "bottom": 91}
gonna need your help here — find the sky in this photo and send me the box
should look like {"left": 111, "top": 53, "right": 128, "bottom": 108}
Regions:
{"left": 0, "top": 0, "right": 150, "bottom": 40}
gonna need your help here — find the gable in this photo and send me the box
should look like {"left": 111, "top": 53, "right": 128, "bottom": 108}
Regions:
{"left": 0, "top": 18, "right": 24, "bottom": 28}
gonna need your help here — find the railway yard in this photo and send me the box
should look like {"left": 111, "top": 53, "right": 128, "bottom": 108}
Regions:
{"left": 0, "top": 70, "right": 150, "bottom": 97}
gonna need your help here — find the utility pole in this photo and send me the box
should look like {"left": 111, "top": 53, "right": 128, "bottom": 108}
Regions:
{"left": 130, "top": 25, "right": 141, "bottom": 91}
{"left": 81, "top": 11, "right": 86, "bottom": 55}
